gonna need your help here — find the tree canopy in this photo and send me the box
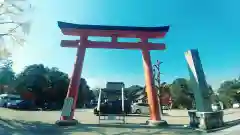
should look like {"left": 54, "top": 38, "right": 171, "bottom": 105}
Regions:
{"left": 126, "top": 75, "right": 239, "bottom": 109}
{"left": 0, "top": 60, "right": 92, "bottom": 108}
{"left": 217, "top": 79, "right": 240, "bottom": 108}
{"left": 0, "top": 59, "right": 239, "bottom": 109}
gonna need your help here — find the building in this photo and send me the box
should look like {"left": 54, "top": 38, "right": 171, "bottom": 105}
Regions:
{"left": 101, "top": 82, "right": 125, "bottom": 101}
{"left": 106, "top": 82, "right": 125, "bottom": 91}
{"left": 126, "top": 85, "right": 147, "bottom": 103}
{"left": 0, "top": 85, "right": 15, "bottom": 94}
{"left": 126, "top": 85, "right": 172, "bottom": 105}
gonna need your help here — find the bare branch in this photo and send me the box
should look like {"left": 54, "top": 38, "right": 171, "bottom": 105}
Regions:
{"left": 0, "top": 4, "right": 4, "bottom": 8}
{"left": 0, "top": 24, "right": 22, "bottom": 37}
{"left": 0, "top": 34, "right": 8, "bottom": 37}
{"left": 0, "top": 0, "right": 29, "bottom": 16}
{"left": 0, "top": 9, "right": 21, "bottom": 16}
{"left": 9, "top": 23, "right": 21, "bottom": 32}
{"left": 0, "top": 21, "right": 18, "bottom": 24}
{"left": 0, "top": 0, "right": 32, "bottom": 59}
{"left": 10, "top": 34, "right": 24, "bottom": 46}
{"left": 153, "top": 64, "right": 158, "bottom": 70}
{"left": 0, "top": 47, "right": 11, "bottom": 60}
{"left": 10, "top": 3, "right": 24, "bottom": 12}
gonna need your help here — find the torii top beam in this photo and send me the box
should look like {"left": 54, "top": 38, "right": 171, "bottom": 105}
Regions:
{"left": 58, "top": 21, "right": 170, "bottom": 50}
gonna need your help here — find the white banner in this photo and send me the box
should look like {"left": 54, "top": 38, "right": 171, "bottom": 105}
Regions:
{"left": 121, "top": 87, "right": 124, "bottom": 112}
{"left": 97, "top": 89, "right": 102, "bottom": 111}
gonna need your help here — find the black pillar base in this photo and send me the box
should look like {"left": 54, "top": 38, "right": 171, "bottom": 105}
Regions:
{"left": 55, "top": 119, "right": 79, "bottom": 126}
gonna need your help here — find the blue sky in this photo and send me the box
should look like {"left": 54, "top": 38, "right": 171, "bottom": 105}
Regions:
{"left": 11, "top": 0, "right": 240, "bottom": 89}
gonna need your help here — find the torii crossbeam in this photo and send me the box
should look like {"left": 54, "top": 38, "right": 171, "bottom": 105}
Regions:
{"left": 56, "top": 21, "right": 170, "bottom": 126}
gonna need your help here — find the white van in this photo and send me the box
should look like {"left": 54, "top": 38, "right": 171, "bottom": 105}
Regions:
{"left": 0, "top": 94, "right": 21, "bottom": 107}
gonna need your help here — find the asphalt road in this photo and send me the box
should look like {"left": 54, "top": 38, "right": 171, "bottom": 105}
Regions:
{"left": 0, "top": 108, "right": 239, "bottom": 135}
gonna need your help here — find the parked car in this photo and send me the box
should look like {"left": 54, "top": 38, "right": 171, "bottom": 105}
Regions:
{"left": 162, "top": 105, "right": 170, "bottom": 110}
{"left": 90, "top": 100, "right": 98, "bottom": 108}
{"left": 212, "top": 102, "right": 222, "bottom": 111}
{"left": 233, "top": 102, "right": 240, "bottom": 109}
{"left": 94, "top": 100, "right": 131, "bottom": 115}
{"left": 131, "top": 103, "right": 149, "bottom": 114}
{"left": 7, "top": 100, "right": 36, "bottom": 110}
{"left": 0, "top": 94, "right": 21, "bottom": 107}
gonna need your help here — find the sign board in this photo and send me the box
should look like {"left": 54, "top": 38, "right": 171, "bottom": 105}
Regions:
{"left": 107, "top": 115, "right": 117, "bottom": 120}
{"left": 61, "top": 97, "right": 74, "bottom": 117}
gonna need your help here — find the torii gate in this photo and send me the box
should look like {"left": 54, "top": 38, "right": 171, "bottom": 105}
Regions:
{"left": 56, "top": 21, "right": 170, "bottom": 126}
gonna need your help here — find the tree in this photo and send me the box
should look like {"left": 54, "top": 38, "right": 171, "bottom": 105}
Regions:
{"left": 77, "top": 78, "right": 91, "bottom": 108}
{"left": 0, "top": 0, "right": 32, "bottom": 60}
{"left": 87, "top": 90, "right": 96, "bottom": 102}
{"left": 0, "top": 62, "right": 92, "bottom": 109}
{"left": 45, "top": 67, "right": 69, "bottom": 105}
{"left": 152, "top": 60, "right": 164, "bottom": 112}
{"left": 153, "top": 60, "right": 163, "bottom": 90}
{"left": 91, "top": 88, "right": 101, "bottom": 100}
{"left": 170, "top": 78, "right": 194, "bottom": 109}
{"left": 218, "top": 79, "right": 240, "bottom": 108}
{"left": 0, "top": 59, "right": 15, "bottom": 93}
{"left": 159, "top": 83, "right": 172, "bottom": 107}
{"left": 14, "top": 64, "right": 49, "bottom": 105}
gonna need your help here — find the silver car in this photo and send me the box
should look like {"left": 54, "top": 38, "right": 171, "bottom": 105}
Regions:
{"left": 0, "top": 94, "right": 21, "bottom": 107}
{"left": 131, "top": 103, "right": 149, "bottom": 114}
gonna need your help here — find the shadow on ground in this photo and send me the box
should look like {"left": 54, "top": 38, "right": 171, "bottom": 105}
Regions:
{"left": 1, "top": 117, "right": 239, "bottom": 135}
{"left": 59, "top": 123, "right": 204, "bottom": 135}
{"left": 0, "top": 117, "right": 203, "bottom": 135}
{"left": 219, "top": 119, "right": 240, "bottom": 131}
{"left": 0, "top": 117, "right": 62, "bottom": 135}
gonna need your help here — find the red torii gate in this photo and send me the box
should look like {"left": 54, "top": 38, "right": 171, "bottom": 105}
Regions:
{"left": 56, "top": 21, "right": 170, "bottom": 125}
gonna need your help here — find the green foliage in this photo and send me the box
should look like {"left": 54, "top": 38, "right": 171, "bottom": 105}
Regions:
{"left": 0, "top": 60, "right": 15, "bottom": 93}
{"left": 77, "top": 78, "right": 91, "bottom": 108}
{"left": 217, "top": 79, "right": 240, "bottom": 108}
{"left": 170, "top": 78, "right": 194, "bottom": 109}
{"left": 0, "top": 62, "right": 92, "bottom": 108}
{"left": 0, "top": 60, "right": 15, "bottom": 85}
{"left": 218, "top": 94, "right": 233, "bottom": 108}
{"left": 1, "top": 59, "right": 239, "bottom": 110}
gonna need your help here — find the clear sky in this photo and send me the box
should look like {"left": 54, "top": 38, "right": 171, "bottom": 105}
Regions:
{"left": 11, "top": 0, "right": 240, "bottom": 89}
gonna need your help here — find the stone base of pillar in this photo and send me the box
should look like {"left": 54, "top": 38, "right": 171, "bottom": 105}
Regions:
{"left": 188, "top": 110, "right": 199, "bottom": 128}
{"left": 146, "top": 119, "right": 168, "bottom": 126}
{"left": 55, "top": 119, "right": 79, "bottom": 126}
{"left": 188, "top": 110, "right": 224, "bottom": 130}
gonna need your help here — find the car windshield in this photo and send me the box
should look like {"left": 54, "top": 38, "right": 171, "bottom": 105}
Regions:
{"left": 10, "top": 97, "right": 21, "bottom": 100}
{"left": 15, "top": 100, "right": 23, "bottom": 103}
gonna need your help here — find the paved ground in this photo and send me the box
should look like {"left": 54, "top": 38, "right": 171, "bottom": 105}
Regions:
{"left": 209, "top": 124, "right": 240, "bottom": 135}
{"left": 0, "top": 108, "right": 239, "bottom": 135}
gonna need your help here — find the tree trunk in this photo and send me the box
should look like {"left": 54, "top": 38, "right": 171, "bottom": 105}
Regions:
{"left": 158, "top": 95, "right": 163, "bottom": 114}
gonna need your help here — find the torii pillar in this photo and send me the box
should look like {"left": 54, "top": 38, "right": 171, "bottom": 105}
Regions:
{"left": 55, "top": 21, "right": 170, "bottom": 126}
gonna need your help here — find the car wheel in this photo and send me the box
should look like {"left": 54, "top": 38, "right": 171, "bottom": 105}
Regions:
{"left": 136, "top": 109, "right": 141, "bottom": 114}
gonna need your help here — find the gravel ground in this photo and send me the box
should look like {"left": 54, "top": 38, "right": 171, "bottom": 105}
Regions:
{"left": 0, "top": 108, "right": 239, "bottom": 135}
